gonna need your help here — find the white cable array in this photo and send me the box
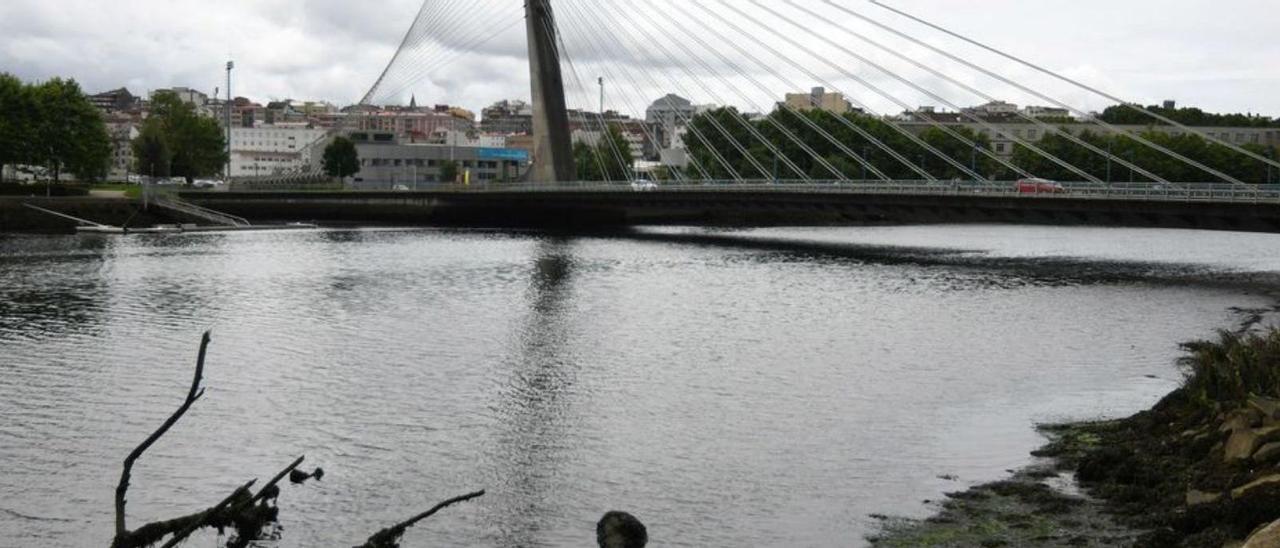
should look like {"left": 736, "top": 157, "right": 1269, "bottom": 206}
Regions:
{"left": 863, "top": 0, "right": 1275, "bottom": 184}
{"left": 556, "top": 0, "right": 739, "bottom": 181}
{"left": 789, "top": 0, "right": 1169, "bottom": 185}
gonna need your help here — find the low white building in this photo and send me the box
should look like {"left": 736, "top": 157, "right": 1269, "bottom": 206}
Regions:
{"left": 229, "top": 123, "right": 328, "bottom": 178}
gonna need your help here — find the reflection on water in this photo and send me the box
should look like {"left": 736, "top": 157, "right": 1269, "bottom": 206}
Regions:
{"left": 0, "top": 226, "right": 1278, "bottom": 547}
{"left": 488, "top": 239, "right": 581, "bottom": 547}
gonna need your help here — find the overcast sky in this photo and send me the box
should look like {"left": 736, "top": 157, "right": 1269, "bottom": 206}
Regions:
{"left": 2, "top": 0, "right": 1278, "bottom": 119}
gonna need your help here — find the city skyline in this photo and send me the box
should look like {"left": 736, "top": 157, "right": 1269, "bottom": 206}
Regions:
{"left": 3, "top": 0, "right": 1279, "bottom": 119}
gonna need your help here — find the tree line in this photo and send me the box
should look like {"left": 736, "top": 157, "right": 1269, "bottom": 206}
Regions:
{"left": 0, "top": 74, "right": 230, "bottom": 184}
{"left": 683, "top": 108, "right": 1000, "bottom": 181}
{"left": 0, "top": 73, "right": 111, "bottom": 182}
{"left": 1099, "top": 104, "right": 1280, "bottom": 129}
{"left": 680, "top": 107, "right": 1277, "bottom": 184}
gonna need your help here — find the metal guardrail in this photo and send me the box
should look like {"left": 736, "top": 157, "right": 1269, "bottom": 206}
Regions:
{"left": 422, "top": 180, "right": 1280, "bottom": 205}
{"left": 153, "top": 196, "right": 251, "bottom": 227}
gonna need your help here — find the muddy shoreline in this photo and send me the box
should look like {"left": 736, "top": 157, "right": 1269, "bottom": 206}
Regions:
{"left": 872, "top": 307, "right": 1280, "bottom": 548}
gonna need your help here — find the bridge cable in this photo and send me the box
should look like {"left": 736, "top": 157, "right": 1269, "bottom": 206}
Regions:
{"left": 570, "top": 0, "right": 758, "bottom": 182}
{"left": 741, "top": 1, "right": 1095, "bottom": 183}
{"left": 588, "top": 0, "right": 788, "bottom": 181}
{"left": 676, "top": 1, "right": 937, "bottom": 182}
{"left": 373, "top": 0, "right": 516, "bottom": 105}
{"left": 553, "top": 0, "right": 711, "bottom": 182}
{"left": 656, "top": 0, "right": 905, "bottom": 182}
{"left": 643, "top": 0, "right": 865, "bottom": 182}
{"left": 623, "top": 1, "right": 834, "bottom": 182}
{"left": 542, "top": 11, "right": 630, "bottom": 182}
{"left": 360, "top": 0, "right": 465, "bottom": 105}
{"left": 862, "top": 0, "right": 1271, "bottom": 184}
{"left": 358, "top": 0, "right": 441, "bottom": 105}
{"left": 700, "top": 1, "right": 994, "bottom": 182}
{"left": 822, "top": 1, "right": 1225, "bottom": 186}
{"left": 556, "top": 0, "right": 739, "bottom": 182}
{"left": 598, "top": 1, "right": 814, "bottom": 182}
{"left": 791, "top": 0, "right": 1171, "bottom": 186}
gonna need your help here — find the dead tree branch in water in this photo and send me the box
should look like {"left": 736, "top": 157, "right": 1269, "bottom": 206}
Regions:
{"left": 355, "top": 490, "right": 487, "bottom": 548}
{"left": 113, "top": 330, "right": 212, "bottom": 546}
{"left": 159, "top": 456, "right": 306, "bottom": 548}
{"left": 108, "top": 332, "right": 487, "bottom": 547}
{"left": 109, "top": 332, "right": 313, "bottom": 548}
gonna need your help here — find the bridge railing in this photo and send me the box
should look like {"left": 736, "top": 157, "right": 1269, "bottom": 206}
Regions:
{"left": 435, "top": 179, "right": 1280, "bottom": 204}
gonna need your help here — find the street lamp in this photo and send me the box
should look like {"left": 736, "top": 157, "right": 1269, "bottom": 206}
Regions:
{"left": 861, "top": 146, "right": 869, "bottom": 182}
{"left": 1268, "top": 146, "right": 1275, "bottom": 185}
{"left": 1128, "top": 150, "right": 1135, "bottom": 183}
{"left": 225, "top": 60, "right": 234, "bottom": 181}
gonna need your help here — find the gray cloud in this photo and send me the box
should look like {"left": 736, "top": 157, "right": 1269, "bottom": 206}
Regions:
{"left": 1, "top": 0, "right": 1277, "bottom": 119}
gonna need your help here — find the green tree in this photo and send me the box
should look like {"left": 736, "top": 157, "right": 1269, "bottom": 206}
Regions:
{"left": 596, "top": 125, "right": 634, "bottom": 181}
{"left": 439, "top": 160, "right": 459, "bottom": 184}
{"left": 0, "top": 73, "right": 34, "bottom": 181}
{"left": 30, "top": 78, "right": 111, "bottom": 182}
{"left": 132, "top": 122, "right": 171, "bottom": 178}
{"left": 573, "top": 126, "right": 634, "bottom": 181}
{"left": 573, "top": 141, "right": 601, "bottom": 181}
{"left": 321, "top": 136, "right": 359, "bottom": 180}
{"left": 136, "top": 91, "right": 227, "bottom": 183}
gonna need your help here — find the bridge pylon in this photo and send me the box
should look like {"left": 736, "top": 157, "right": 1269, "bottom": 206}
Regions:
{"left": 525, "top": 0, "right": 576, "bottom": 183}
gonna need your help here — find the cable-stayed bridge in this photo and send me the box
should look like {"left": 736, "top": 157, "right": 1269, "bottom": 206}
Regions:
{"left": 199, "top": 0, "right": 1280, "bottom": 232}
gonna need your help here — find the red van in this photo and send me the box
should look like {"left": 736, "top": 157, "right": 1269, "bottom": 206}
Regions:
{"left": 1016, "top": 178, "right": 1066, "bottom": 194}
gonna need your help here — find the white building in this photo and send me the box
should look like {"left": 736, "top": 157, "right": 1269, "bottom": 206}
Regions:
{"left": 572, "top": 128, "right": 647, "bottom": 164}
{"left": 229, "top": 123, "right": 328, "bottom": 178}
{"left": 106, "top": 121, "right": 140, "bottom": 181}
{"left": 435, "top": 130, "right": 507, "bottom": 148}
{"left": 963, "top": 100, "right": 1019, "bottom": 117}
{"left": 1023, "top": 105, "right": 1073, "bottom": 120}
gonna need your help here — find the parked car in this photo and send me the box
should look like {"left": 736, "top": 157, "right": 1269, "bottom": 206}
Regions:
{"left": 1016, "top": 178, "right": 1066, "bottom": 194}
{"left": 630, "top": 178, "right": 657, "bottom": 192}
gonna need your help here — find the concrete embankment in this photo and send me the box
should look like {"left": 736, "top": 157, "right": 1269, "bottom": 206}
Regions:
{"left": 0, "top": 197, "right": 192, "bottom": 232}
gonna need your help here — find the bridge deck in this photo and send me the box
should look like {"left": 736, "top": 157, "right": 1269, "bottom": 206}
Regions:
{"left": 181, "top": 181, "right": 1280, "bottom": 233}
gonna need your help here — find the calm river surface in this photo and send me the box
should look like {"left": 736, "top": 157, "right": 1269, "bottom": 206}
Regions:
{"left": 2, "top": 225, "right": 1279, "bottom": 547}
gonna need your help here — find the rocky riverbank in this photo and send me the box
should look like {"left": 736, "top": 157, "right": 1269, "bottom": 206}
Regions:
{"left": 873, "top": 324, "right": 1280, "bottom": 548}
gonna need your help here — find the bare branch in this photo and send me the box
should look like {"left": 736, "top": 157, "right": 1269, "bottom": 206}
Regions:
{"left": 355, "top": 490, "right": 487, "bottom": 548}
{"left": 112, "top": 480, "right": 254, "bottom": 548}
{"left": 248, "top": 456, "right": 306, "bottom": 506}
{"left": 158, "top": 480, "right": 257, "bottom": 548}
{"left": 114, "top": 330, "right": 212, "bottom": 539}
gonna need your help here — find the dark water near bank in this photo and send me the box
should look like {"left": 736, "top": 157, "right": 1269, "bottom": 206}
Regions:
{"left": 1, "top": 225, "right": 1278, "bottom": 547}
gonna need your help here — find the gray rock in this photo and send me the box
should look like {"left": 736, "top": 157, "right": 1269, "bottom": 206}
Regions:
{"left": 1255, "top": 442, "right": 1280, "bottom": 463}
{"left": 1227, "top": 429, "right": 1264, "bottom": 463}
{"left": 1186, "top": 489, "right": 1223, "bottom": 506}
{"left": 1250, "top": 396, "right": 1280, "bottom": 421}
{"left": 1244, "top": 518, "right": 1280, "bottom": 548}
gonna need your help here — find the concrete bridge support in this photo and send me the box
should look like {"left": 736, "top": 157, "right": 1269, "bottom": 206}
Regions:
{"left": 525, "top": 0, "right": 575, "bottom": 183}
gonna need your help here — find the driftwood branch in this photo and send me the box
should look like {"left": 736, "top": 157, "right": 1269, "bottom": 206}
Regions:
{"left": 355, "top": 490, "right": 487, "bottom": 548}
{"left": 157, "top": 480, "right": 257, "bottom": 548}
{"left": 114, "top": 330, "right": 212, "bottom": 540}
{"left": 113, "top": 480, "right": 254, "bottom": 548}
{"left": 248, "top": 455, "right": 306, "bottom": 506}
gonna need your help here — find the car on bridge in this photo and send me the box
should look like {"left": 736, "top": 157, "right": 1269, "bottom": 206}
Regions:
{"left": 1016, "top": 178, "right": 1066, "bottom": 194}
{"left": 630, "top": 179, "right": 658, "bottom": 192}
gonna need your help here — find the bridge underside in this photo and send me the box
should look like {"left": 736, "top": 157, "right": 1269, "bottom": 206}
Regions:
{"left": 183, "top": 191, "right": 1280, "bottom": 234}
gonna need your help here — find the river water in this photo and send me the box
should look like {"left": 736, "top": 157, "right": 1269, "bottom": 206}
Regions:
{"left": 1, "top": 225, "right": 1278, "bottom": 547}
